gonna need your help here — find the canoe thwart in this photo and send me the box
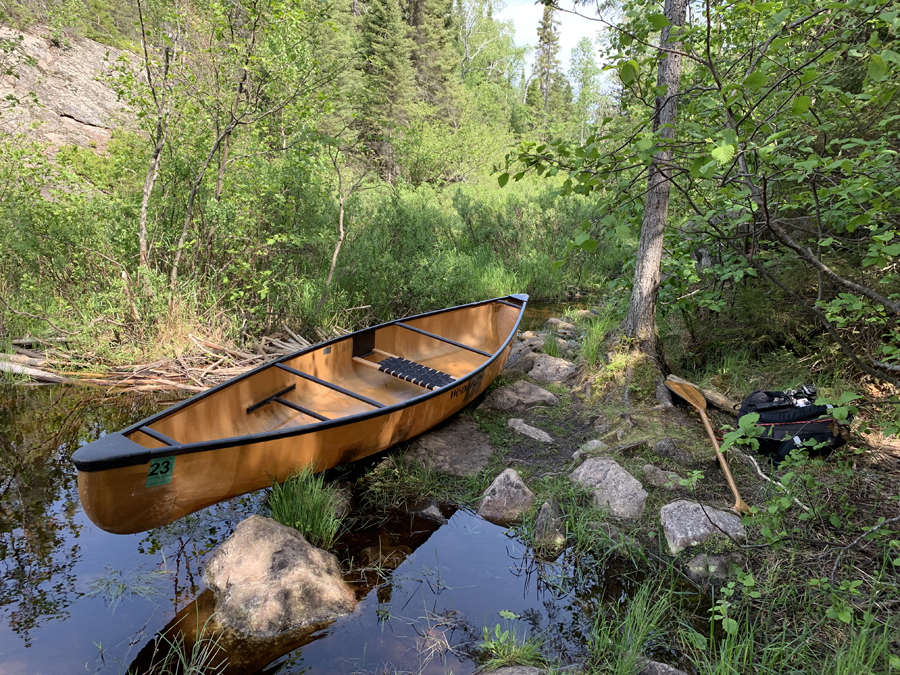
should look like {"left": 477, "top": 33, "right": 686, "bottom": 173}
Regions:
{"left": 271, "top": 397, "right": 329, "bottom": 421}
{"left": 496, "top": 299, "right": 523, "bottom": 309}
{"left": 377, "top": 356, "right": 455, "bottom": 390}
{"left": 275, "top": 363, "right": 386, "bottom": 409}
{"left": 246, "top": 384, "right": 297, "bottom": 414}
{"left": 138, "top": 426, "right": 179, "bottom": 447}
{"left": 395, "top": 322, "right": 491, "bottom": 357}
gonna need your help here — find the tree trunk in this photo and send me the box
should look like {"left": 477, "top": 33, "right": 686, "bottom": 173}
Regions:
{"left": 622, "top": 0, "right": 687, "bottom": 358}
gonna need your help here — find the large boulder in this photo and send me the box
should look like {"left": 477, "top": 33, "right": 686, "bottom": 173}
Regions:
{"left": 508, "top": 418, "right": 554, "bottom": 443}
{"left": 545, "top": 318, "right": 576, "bottom": 331}
{"left": 659, "top": 500, "right": 746, "bottom": 554}
{"left": 569, "top": 458, "right": 648, "bottom": 520}
{"left": 481, "top": 380, "right": 559, "bottom": 411}
{"left": 529, "top": 354, "right": 578, "bottom": 383}
{"left": 478, "top": 469, "right": 535, "bottom": 524}
{"left": 407, "top": 416, "right": 493, "bottom": 477}
{"left": 203, "top": 516, "right": 356, "bottom": 637}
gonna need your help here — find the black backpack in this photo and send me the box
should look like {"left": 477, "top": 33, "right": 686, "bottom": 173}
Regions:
{"left": 737, "top": 387, "right": 848, "bottom": 464}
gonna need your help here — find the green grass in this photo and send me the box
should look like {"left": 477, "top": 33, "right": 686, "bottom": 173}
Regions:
{"left": 132, "top": 615, "right": 227, "bottom": 675}
{"left": 267, "top": 468, "right": 345, "bottom": 550}
{"left": 479, "top": 612, "right": 547, "bottom": 671}
{"left": 543, "top": 333, "right": 561, "bottom": 358}
{"left": 585, "top": 581, "right": 673, "bottom": 675}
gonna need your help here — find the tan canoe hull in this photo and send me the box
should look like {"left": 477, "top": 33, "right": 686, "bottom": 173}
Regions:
{"left": 74, "top": 296, "right": 526, "bottom": 534}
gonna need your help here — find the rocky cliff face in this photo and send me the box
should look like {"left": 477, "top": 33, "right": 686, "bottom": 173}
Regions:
{"left": 0, "top": 26, "right": 129, "bottom": 151}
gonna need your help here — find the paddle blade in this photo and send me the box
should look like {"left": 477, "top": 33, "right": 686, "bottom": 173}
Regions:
{"left": 665, "top": 379, "right": 708, "bottom": 411}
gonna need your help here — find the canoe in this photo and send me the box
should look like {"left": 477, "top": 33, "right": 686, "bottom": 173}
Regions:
{"left": 72, "top": 295, "right": 528, "bottom": 534}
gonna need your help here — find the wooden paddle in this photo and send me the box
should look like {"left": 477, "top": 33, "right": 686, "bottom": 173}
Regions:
{"left": 665, "top": 378, "right": 751, "bottom": 515}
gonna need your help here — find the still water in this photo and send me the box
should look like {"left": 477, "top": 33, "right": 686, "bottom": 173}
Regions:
{"left": 1, "top": 302, "right": 689, "bottom": 674}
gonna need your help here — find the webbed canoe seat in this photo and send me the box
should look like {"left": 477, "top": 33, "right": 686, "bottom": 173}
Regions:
{"left": 374, "top": 356, "right": 455, "bottom": 390}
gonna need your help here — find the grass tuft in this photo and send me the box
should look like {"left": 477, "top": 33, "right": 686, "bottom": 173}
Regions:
{"left": 267, "top": 468, "right": 345, "bottom": 550}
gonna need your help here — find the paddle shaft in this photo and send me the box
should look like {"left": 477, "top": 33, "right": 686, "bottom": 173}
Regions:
{"left": 697, "top": 405, "right": 752, "bottom": 515}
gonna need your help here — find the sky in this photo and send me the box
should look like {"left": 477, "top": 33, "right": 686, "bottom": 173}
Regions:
{"left": 496, "top": 0, "right": 606, "bottom": 74}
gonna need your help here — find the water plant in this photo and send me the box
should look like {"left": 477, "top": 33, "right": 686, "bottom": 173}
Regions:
{"left": 478, "top": 610, "right": 546, "bottom": 671}
{"left": 267, "top": 468, "right": 345, "bottom": 550}
{"left": 85, "top": 564, "right": 169, "bottom": 613}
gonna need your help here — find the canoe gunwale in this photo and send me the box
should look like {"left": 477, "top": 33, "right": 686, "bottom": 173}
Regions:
{"left": 73, "top": 295, "right": 528, "bottom": 473}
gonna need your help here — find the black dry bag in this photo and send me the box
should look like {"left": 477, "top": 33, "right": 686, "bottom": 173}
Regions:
{"left": 737, "top": 387, "right": 849, "bottom": 464}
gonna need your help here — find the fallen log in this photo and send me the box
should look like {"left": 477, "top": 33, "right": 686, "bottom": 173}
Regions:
{"left": 0, "top": 361, "right": 71, "bottom": 384}
{"left": 11, "top": 336, "right": 69, "bottom": 346}
{"left": 666, "top": 375, "right": 739, "bottom": 416}
{"left": 0, "top": 352, "right": 48, "bottom": 367}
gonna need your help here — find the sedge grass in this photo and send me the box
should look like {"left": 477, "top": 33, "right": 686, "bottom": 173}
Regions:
{"left": 267, "top": 468, "right": 344, "bottom": 550}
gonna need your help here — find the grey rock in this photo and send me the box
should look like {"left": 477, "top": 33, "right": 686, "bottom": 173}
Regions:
{"left": 652, "top": 438, "right": 691, "bottom": 464}
{"left": 638, "top": 661, "right": 690, "bottom": 675}
{"left": 569, "top": 458, "right": 648, "bottom": 520}
{"left": 533, "top": 501, "right": 566, "bottom": 551}
{"left": 478, "top": 469, "right": 535, "bottom": 525}
{"left": 482, "top": 380, "right": 559, "bottom": 411}
{"left": 409, "top": 499, "right": 448, "bottom": 525}
{"left": 545, "top": 318, "right": 576, "bottom": 331}
{"left": 519, "top": 330, "right": 538, "bottom": 339}
{"left": 408, "top": 416, "right": 493, "bottom": 477}
{"left": 580, "top": 439, "right": 609, "bottom": 454}
{"left": 203, "top": 516, "right": 356, "bottom": 637}
{"left": 574, "top": 309, "right": 599, "bottom": 320}
{"left": 643, "top": 464, "right": 682, "bottom": 489}
{"left": 660, "top": 500, "right": 746, "bottom": 554}
{"left": 555, "top": 336, "right": 570, "bottom": 353}
{"left": 504, "top": 349, "right": 540, "bottom": 374}
{"left": 529, "top": 354, "right": 578, "bottom": 383}
{"left": 333, "top": 480, "right": 354, "bottom": 519}
{"left": 508, "top": 418, "right": 554, "bottom": 443}
{"left": 0, "top": 28, "right": 128, "bottom": 150}
{"left": 685, "top": 553, "right": 744, "bottom": 585}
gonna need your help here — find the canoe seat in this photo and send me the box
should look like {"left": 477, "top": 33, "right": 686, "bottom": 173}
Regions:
{"left": 376, "top": 356, "right": 455, "bottom": 390}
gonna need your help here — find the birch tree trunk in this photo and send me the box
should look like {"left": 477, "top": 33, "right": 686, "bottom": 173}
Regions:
{"left": 622, "top": 0, "right": 687, "bottom": 357}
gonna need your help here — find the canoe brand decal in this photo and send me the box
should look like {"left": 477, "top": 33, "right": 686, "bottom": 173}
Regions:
{"left": 146, "top": 457, "right": 175, "bottom": 487}
{"left": 450, "top": 372, "right": 484, "bottom": 401}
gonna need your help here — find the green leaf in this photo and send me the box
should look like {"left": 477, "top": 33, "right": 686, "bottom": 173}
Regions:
{"left": 868, "top": 54, "right": 888, "bottom": 81}
{"left": 497, "top": 173, "right": 509, "bottom": 188}
{"left": 711, "top": 144, "right": 736, "bottom": 165}
{"left": 820, "top": 237, "right": 834, "bottom": 247}
{"left": 689, "top": 156, "right": 710, "bottom": 178}
{"left": 721, "top": 617, "right": 739, "bottom": 635}
{"left": 743, "top": 71, "right": 767, "bottom": 90}
{"left": 580, "top": 238, "right": 598, "bottom": 253}
{"left": 792, "top": 95, "right": 812, "bottom": 115}
{"left": 619, "top": 60, "right": 638, "bottom": 86}
{"left": 648, "top": 13, "right": 670, "bottom": 30}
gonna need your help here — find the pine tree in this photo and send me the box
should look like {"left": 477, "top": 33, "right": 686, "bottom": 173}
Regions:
{"left": 406, "top": 0, "right": 458, "bottom": 106}
{"left": 570, "top": 37, "right": 602, "bottom": 143}
{"left": 534, "top": 4, "right": 561, "bottom": 109}
{"left": 358, "top": 0, "right": 416, "bottom": 179}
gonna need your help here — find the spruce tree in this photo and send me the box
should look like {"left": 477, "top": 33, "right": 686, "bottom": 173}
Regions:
{"left": 358, "top": 0, "right": 416, "bottom": 179}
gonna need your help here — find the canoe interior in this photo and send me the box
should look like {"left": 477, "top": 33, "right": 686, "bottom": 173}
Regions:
{"left": 125, "top": 301, "right": 520, "bottom": 451}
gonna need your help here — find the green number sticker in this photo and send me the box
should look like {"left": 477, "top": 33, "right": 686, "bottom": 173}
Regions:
{"left": 146, "top": 457, "right": 176, "bottom": 487}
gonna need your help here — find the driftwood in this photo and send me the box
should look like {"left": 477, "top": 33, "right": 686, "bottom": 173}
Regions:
{"left": 666, "top": 374, "right": 739, "bottom": 416}
{"left": 0, "top": 352, "right": 49, "bottom": 367}
{"left": 11, "top": 336, "right": 69, "bottom": 346}
{"left": 0, "top": 360, "right": 71, "bottom": 383}
{"left": 2, "top": 327, "right": 336, "bottom": 391}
